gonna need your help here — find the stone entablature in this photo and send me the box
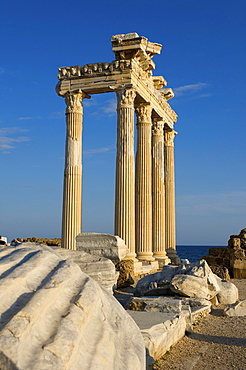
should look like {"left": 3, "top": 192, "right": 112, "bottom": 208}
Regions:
{"left": 57, "top": 33, "right": 177, "bottom": 129}
{"left": 56, "top": 33, "right": 180, "bottom": 263}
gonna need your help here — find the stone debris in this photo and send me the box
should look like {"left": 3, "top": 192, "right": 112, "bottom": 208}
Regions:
{"left": 135, "top": 260, "right": 234, "bottom": 303}
{"left": 170, "top": 273, "right": 219, "bottom": 300}
{"left": 126, "top": 259, "right": 240, "bottom": 362}
{"left": 223, "top": 299, "right": 246, "bottom": 316}
{"left": 0, "top": 243, "right": 145, "bottom": 370}
{"left": 120, "top": 271, "right": 216, "bottom": 365}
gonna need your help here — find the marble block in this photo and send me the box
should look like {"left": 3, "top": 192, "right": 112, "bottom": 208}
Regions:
{"left": 76, "top": 233, "right": 128, "bottom": 262}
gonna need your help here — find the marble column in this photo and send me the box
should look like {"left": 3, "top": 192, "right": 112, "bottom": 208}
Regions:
{"left": 164, "top": 128, "right": 180, "bottom": 263}
{"left": 152, "top": 120, "right": 170, "bottom": 263}
{"left": 62, "top": 91, "right": 85, "bottom": 250}
{"left": 114, "top": 89, "right": 137, "bottom": 259}
{"left": 135, "top": 103, "right": 154, "bottom": 261}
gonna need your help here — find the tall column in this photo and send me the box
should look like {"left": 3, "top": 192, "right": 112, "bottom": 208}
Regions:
{"left": 114, "top": 89, "right": 137, "bottom": 259}
{"left": 152, "top": 120, "right": 170, "bottom": 263}
{"left": 164, "top": 128, "right": 180, "bottom": 263}
{"left": 62, "top": 91, "right": 86, "bottom": 250}
{"left": 135, "top": 103, "right": 154, "bottom": 261}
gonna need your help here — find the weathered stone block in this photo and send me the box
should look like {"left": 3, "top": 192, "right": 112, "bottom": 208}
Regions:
{"left": 53, "top": 247, "right": 119, "bottom": 293}
{"left": 170, "top": 273, "right": 220, "bottom": 300}
{"left": 224, "top": 299, "right": 246, "bottom": 316}
{"left": 115, "top": 259, "right": 135, "bottom": 288}
{"left": 128, "top": 311, "right": 186, "bottom": 361}
{"left": 232, "top": 259, "right": 246, "bottom": 278}
{"left": 76, "top": 233, "right": 128, "bottom": 262}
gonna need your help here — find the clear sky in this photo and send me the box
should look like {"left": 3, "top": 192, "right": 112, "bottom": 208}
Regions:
{"left": 1, "top": 0, "right": 245, "bottom": 245}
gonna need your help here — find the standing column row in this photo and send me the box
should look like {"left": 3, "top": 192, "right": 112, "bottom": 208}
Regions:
{"left": 60, "top": 88, "right": 178, "bottom": 261}
{"left": 115, "top": 96, "right": 178, "bottom": 263}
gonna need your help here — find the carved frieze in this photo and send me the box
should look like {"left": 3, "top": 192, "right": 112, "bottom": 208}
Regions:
{"left": 58, "top": 60, "right": 133, "bottom": 80}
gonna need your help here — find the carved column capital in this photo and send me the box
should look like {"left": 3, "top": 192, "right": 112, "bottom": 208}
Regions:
{"left": 164, "top": 129, "right": 178, "bottom": 147}
{"left": 135, "top": 103, "right": 152, "bottom": 124}
{"left": 116, "top": 89, "right": 136, "bottom": 108}
{"left": 65, "top": 91, "right": 87, "bottom": 114}
{"left": 152, "top": 120, "right": 164, "bottom": 136}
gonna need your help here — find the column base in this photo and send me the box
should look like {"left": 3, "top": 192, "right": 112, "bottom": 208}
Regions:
{"left": 142, "top": 260, "right": 159, "bottom": 274}
{"left": 153, "top": 256, "right": 171, "bottom": 265}
{"left": 153, "top": 251, "right": 170, "bottom": 263}
{"left": 123, "top": 252, "right": 138, "bottom": 262}
{"left": 137, "top": 252, "right": 155, "bottom": 262}
{"left": 133, "top": 261, "right": 143, "bottom": 275}
{"left": 166, "top": 249, "right": 181, "bottom": 264}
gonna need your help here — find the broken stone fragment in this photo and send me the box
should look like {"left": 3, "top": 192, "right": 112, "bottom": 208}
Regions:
{"left": 135, "top": 260, "right": 221, "bottom": 299}
{"left": 169, "top": 274, "right": 220, "bottom": 300}
{"left": 214, "top": 275, "right": 238, "bottom": 304}
{"left": 223, "top": 299, "right": 246, "bottom": 316}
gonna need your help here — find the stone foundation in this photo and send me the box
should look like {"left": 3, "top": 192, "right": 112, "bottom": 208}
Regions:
{"left": 203, "top": 228, "right": 246, "bottom": 278}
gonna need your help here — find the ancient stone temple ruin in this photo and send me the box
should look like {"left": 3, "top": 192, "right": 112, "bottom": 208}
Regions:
{"left": 56, "top": 33, "right": 180, "bottom": 264}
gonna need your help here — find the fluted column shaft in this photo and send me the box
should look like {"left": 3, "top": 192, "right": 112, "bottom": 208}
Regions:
{"left": 152, "top": 120, "right": 169, "bottom": 262}
{"left": 62, "top": 91, "right": 84, "bottom": 250}
{"left": 164, "top": 128, "right": 179, "bottom": 262}
{"left": 114, "top": 89, "right": 136, "bottom": 259}
{"left": 135, "top": 103, "right": 154, "bottom": 261}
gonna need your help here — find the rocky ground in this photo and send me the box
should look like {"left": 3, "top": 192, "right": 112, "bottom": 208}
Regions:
{"left": 153, "top": 279, "right": 246, "bottom": 370}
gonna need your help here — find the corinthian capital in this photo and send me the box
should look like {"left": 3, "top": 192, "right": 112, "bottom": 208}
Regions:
{"left": 164, "top": 129, "right": 178, "bottom": 147}
{"left": 65, "top": 91, "right": 84, "bottom": 114}
{"left": 116, "top": 89, "right": 136, "bottom": 108}
{"left": 135, "top": 103, "right": 152, "bottom": 124}
{"left": 152, "top": 120, "right": 164, "bottom": 136}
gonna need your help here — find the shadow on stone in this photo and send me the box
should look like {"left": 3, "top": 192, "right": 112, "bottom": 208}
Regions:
{"left": 0, "top": 351, "right": 18, "bottom": 370}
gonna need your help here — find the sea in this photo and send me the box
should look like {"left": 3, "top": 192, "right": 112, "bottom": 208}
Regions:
{"left": 176, "top": 245, "right": 227, "bottom": 263}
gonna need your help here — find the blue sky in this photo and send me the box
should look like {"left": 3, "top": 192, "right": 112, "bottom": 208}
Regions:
{"left": 1, "top": 0, "right": 245, "bottom": 245}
